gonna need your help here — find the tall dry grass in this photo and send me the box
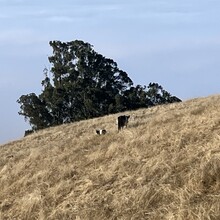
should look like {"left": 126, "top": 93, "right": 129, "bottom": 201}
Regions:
{"left": 1, "top": 95, "right": 220, "bottom": 219}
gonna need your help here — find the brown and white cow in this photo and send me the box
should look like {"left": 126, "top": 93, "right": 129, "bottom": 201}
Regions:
{"left": 96, "top": 129, "right": 107, "bottom": 135}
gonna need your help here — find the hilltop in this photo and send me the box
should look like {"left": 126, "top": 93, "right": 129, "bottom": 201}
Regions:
{"left": 1, "top": 95, "right": 220, "bottom": 219}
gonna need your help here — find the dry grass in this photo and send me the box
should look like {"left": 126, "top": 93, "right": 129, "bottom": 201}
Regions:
{"left": 1, "top": 95, "right": 220, "bottom": 219}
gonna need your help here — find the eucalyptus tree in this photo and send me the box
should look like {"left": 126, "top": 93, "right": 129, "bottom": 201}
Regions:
{"left": 17, "top": 40, "right": 181, "bottom": 131}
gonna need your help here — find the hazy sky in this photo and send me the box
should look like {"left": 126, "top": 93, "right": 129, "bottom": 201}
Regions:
{"left": 1, "top": 0, "right": 220, "bottom": 144}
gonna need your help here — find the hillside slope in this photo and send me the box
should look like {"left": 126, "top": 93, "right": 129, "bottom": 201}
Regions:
{"left": 1, "top": 95, "right": 220, "bottom": 219}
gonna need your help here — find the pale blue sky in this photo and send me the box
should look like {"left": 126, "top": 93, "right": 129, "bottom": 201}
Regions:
{"left": 1, "top": 0, "right": 220, "bottom": 144}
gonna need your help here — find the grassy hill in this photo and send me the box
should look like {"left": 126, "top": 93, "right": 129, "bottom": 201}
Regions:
{"left": 1, "top": 95, "right": 220, "bottom": 219}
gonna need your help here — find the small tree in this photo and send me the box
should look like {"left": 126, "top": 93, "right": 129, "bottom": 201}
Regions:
{"left": 146, "top": 83, "right": 181, "bottom": 105}
{"left": 17, "top": 93, "right": 53, "bottom": 130}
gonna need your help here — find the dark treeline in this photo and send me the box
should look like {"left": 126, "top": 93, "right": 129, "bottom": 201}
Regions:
{"left": 17, "top": 40, "right": 181, "bottom": 131}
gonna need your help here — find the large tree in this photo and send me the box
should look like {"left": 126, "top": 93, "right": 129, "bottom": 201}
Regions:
{"left": 17, "top": 40, "right": 181, "bottom": 131}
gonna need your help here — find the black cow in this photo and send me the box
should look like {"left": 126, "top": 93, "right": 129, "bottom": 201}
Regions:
{"left": 118, "top": 115, "right": 130, "bottom": 131}
{"left": 24, "top": 129, "right": 34, "bottom": 137}
{"left": 96, "top": 129, "right": 107, "bottom": 135}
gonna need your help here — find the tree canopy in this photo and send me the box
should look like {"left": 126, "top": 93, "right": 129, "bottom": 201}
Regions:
{"left": 17, "top": 39, "right": 181, "bottom": 131}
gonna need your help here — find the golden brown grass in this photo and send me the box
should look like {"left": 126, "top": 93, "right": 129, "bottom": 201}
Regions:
{"left": 1, "top": 95, "right": 220, "bottom": 219}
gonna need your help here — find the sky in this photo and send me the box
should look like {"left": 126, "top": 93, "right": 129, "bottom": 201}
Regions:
{"left": 0, "top": 0, "right": 220, "bottom": 144}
